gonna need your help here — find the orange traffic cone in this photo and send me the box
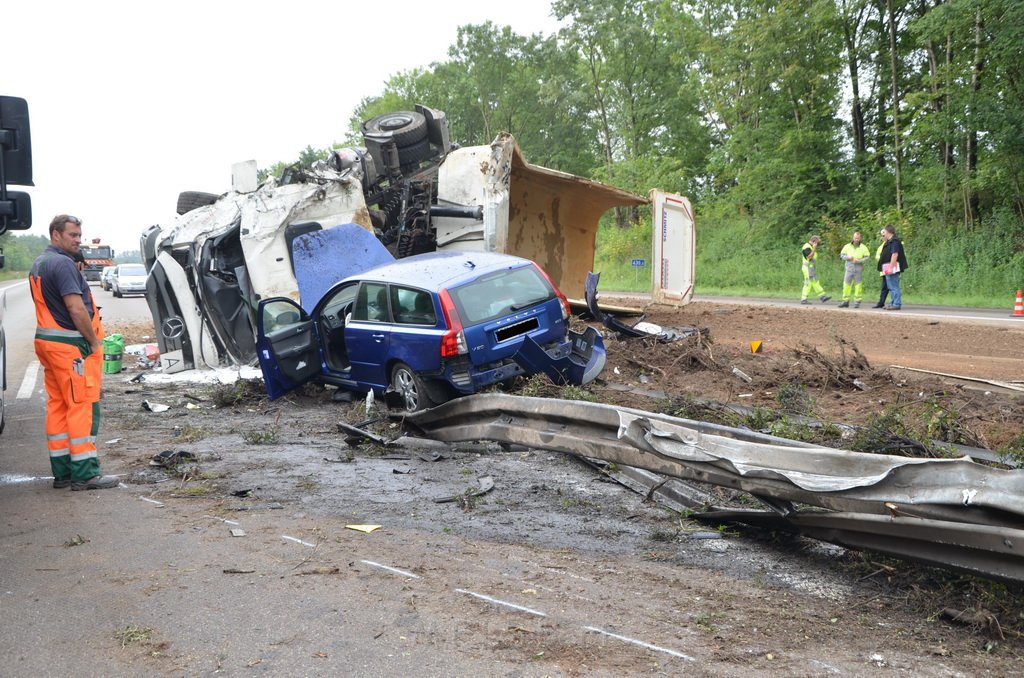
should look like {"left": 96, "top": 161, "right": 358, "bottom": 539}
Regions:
{"left": 1013, "top": 290, "right": 1024, "bottom": 318}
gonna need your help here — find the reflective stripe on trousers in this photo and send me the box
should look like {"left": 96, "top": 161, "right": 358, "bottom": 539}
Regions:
{"left": 30, "top": 272, "right": 105, "bottom": 481}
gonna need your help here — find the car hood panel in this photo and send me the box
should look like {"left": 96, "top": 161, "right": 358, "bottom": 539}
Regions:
{"left": 293, "top": 223, "right": 395, "bottom": 314}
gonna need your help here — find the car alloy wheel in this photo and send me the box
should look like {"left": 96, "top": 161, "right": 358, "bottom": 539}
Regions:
{"left": 390, "top": 362, "right": 434, "bottom": 412}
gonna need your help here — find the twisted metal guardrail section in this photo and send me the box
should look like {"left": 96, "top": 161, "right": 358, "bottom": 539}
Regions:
{"left": 405, "top": 393, "right": 1024, "bottom": 584}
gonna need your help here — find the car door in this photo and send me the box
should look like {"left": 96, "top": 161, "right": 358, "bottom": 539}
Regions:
{"left": 344, "top": 282, "right": 391, "bottom": 388}
{"left": 254, "top": 297, "right": 322, "bottom": 400}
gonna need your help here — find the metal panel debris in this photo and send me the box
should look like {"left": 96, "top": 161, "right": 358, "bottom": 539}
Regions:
{"left": 404, "top": 393, "right": 1024, "bottom": 583}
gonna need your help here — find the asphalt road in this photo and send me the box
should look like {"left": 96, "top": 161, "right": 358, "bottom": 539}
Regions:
{"left": 0, "top": 285, "right": 509, "bottom": 675}
{"left": 1, "top": 283, "right": 1018, "bottom": 675}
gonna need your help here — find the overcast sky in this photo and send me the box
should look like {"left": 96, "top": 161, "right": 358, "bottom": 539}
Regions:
{"left": 5, "top": 0, "right": 561, "bottom": 255}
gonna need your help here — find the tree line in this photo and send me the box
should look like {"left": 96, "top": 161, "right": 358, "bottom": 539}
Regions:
{"left": 342, "top": 0, "right": 1021, "bottom": 250}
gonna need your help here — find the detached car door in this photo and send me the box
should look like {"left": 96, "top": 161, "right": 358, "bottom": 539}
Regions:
{"left": 255, "top": 298, "right": 322, "bottom": 400}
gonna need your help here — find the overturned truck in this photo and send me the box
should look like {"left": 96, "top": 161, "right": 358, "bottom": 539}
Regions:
{"left": 141, "top": 105, "right": 695, "bottom": 375}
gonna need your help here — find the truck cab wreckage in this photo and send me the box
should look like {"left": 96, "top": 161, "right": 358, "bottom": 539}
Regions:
{"left": 141, "top": 105, "right": 694, "bottom": 375}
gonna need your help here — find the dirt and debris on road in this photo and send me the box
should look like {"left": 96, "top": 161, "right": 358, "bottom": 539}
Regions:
{"left": 90, "top": 301, "right": 1024, "bottom": 675}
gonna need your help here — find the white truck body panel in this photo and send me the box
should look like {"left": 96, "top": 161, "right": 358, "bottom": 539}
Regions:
{"left": 650, "top": 191, "right": 696, "bottom": 306}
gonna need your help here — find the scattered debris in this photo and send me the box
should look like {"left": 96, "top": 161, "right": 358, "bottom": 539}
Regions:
{"left": 230, "top": 529, "right": 246, "bottom": 537}
{"left": 891, "top": 365, "right": 1024, "bottom": 392}
{"left": 229, "top": 503, "right": 284, "bottom": 511}
{"left": 345, "top": 524, "right": 382, "bottom": 533}
{"left": 434, "top": 475, "right": 495, "bottom": 504}
{"left": 63, "top": 534, "right": 88, "bottom": 548}
{"left": 150, "top": 450, "right": 197, "bottom": 468}
{"left": 223, "top": 568, "right": 256, "bottom": 574}
{"left": 793, "top": 340, "right": 871, "bottom": 388}
{"left": 731, "top": 367, "right": 753, "bottom": 383}
{"left": 204, "top": 515, "right": 240, "bottom": 526}
{"left": 294, "top": 567, "right": 341, "bottom": 576}
{"left": 142, "top": 400, "right": 170, "bottom": 413}
{"left": 584, "top": 272, "right": 705, "bottom": 342}
{"left": 337, "top": 421, "right": 394, "bottom": 447}
{"left": 941, "top": 607, "right": 1006, "bottom": 639}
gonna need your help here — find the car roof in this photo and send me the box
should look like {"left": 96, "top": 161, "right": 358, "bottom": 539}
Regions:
{"left": 346, "top": 251, "right": 534, "bottom": 290}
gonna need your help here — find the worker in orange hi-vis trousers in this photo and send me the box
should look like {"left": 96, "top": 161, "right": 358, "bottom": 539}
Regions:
{"left": 29, "top": 215, "right": 118, "bottom": 491}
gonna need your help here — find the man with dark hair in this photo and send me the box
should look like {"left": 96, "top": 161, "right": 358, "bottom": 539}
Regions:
{"left": 28, "top": 215, "right": 118, "bottom": 490}
{"left": 878, "top": 224, "right": 908, "bottom": 310}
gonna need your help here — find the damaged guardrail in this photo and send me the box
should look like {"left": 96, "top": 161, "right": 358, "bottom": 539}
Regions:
{"left": 403, "top": 393, "right": 1024, "bottom": 584}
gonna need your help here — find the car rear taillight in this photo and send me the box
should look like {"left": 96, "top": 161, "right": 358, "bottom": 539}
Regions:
{"left": 439, "top": 289, "right": 467, "bottom": 357}
{"left": 533, "top": 264, "right": 570, "bottom": 320}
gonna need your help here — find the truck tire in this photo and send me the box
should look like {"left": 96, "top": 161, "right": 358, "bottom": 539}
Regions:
{"left": 176, "top": 191, "right": 220, "bottom": 215}
{"left": 362, "top": 111, "right": 428, "bottom": 147}
{"left": 397, "top": 137, "right": 434, "bottom": 167}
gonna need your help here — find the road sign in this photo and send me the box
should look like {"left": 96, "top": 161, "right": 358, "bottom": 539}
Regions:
{"left": 631, "top": 259, "right": 646, "bottom": 267}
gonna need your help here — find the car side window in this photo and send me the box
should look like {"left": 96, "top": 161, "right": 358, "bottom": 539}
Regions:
{"left": 392, "top": 286, "right": 436, "bottom": 326}
{"left": 262, "top": 300, "right": 303, "bottom": 334}
{"left": 322, "top": 283, "right": 358, "bottom": 321}
{"left": 352, "top": 282, "right": 390, "bottom": 322}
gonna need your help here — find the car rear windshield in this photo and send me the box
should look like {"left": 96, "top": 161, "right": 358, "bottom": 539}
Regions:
{"left": 120, "top": 264, "right": 146, "bottom": 275}
{"left": 449, "top": 264, "right": 554, "bottom": 325}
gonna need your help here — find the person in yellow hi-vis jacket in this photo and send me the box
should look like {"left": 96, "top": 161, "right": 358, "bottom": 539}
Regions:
{"left": 800, "top": 236, "right": 831, "bottom": 304}
{"left": 837, "top": 231, "right": 871, "bottom": 308}
{"left": 29, "top": 215, "right": 118, "bottom": 491}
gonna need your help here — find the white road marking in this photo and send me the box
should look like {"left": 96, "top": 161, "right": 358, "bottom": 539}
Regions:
{"left": 455, "top": 588, "right": 548, "bottom": 617}
{"left": 360, "top": 560, "right": 420, "bottom": 579}
{"left": 583, "top": 626, "right": 695, "bottom": 661}
{"left": 281, "top": 535, "right": 316, "bottom": 548}
{"left": 17, "top": 361, "right": 40, "bottom": 399}
{"left": 139, "top": 496, "right": 165, "bottom": 507}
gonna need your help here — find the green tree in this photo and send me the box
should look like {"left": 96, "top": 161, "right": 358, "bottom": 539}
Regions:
{"left": 0, "top": 232, "right": 49, "bottom": 272}
{"left": 683, "top": 0, "right": 847, "bottom": 237}
{"left": 351, "top": 23, "right": 599, "bottom": 176}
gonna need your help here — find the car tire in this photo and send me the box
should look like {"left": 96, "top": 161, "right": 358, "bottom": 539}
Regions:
{"left": 176, "top": 191, "right": 220, "bottom": 215}
{"left": 362, "top": 111, "right": 428, "bottom": 147}
{"left": 113, "top": 287, "right": 122, "bottom": 298}
{"left": 389, "top": 362, "right": 438, "bottom": 413}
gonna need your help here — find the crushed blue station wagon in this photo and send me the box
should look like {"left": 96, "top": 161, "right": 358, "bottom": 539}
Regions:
{"left": 255, "top": 236, "right": 606, "bottom": 411}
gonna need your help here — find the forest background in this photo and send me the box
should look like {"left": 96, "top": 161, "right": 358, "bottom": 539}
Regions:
{"left": 3, "top": 0, "right": 1021, "bottom": 307}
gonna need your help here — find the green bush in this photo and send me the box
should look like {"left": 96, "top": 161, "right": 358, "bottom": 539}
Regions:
{"left": 591, "top": 203, "right": 1020, "bottom": 307}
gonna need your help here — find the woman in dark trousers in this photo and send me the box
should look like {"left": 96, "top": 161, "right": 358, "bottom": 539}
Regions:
{"left": 872, "top": 228, "right": 889, "bottom": 308}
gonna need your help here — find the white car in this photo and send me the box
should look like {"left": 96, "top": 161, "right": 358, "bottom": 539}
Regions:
{"left": 100, "top": 265, "right": 116, "bottom": 291}
{"left": 112, "top": 263, "right": 147, "bottom": 298}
